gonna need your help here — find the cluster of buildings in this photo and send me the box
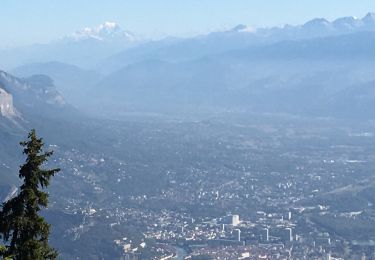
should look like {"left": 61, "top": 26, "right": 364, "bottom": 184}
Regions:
{"left": 44, "top": 123, "right": 375, "bottom": 259}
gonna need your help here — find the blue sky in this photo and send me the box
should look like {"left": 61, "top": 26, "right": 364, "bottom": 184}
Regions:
{"left": 1, "top": 0, "right": 375, "bottom": 48}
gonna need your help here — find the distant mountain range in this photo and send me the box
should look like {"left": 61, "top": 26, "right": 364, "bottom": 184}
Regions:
{"left": 3, "top": 13, "right": 375, "bottom": 71}
{"left": 5, "top": 13, "right": 375, "bottom": 119}
{"left": 0, "top": 22, "right": 141, "bottom": 69}
{"left": 90, "top": 30, "right": 375, "bottom": 119}
{"left": 97, "top": 13, "right": 375, "bottom": 74}
{"left": 255, "top": 12, "right": 375, "bottom": 39}
{"left": 11, "top": 62, "right": 101, "bottom": 107}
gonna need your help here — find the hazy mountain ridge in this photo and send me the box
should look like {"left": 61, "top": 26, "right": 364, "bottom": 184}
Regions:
{"left": 257, "top": 12, "right": 375, "bottom": 39}
{"left": 0, "top": 22, "right": 141, "bottom": 70}
{"left": 11, "top": 61, "right": 102, "bottom": 108}
{"left": 97, "top": 12, "right": 375, "bottom": 74}
{"left": 0, "top": 71, "right": 65, "bottom": 111}
{"left": 5, "top": 13, "right": 375, "bottom": 119}
{"left": 3, "top": 12, "right": 375, "bottom": 72}
{"left": 91, "top": 31, "right": 375, "bottom": 119}
{"left": 0, "top": 70, "right": 87, "bottom": 133}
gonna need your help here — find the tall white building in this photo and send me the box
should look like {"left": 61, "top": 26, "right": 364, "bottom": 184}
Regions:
{"left": 234, "top": 229, "right": 241, "bottom": 242}
{"left": 264, "top": 228, "right": 269, "bottom": 242}
{"left": 232, "top": 215, "right": 240, "bottom": 226}
{"left": 285, "top": 228, "right": 293, "bottom": 242}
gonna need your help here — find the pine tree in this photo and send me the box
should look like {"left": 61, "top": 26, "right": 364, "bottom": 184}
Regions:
{"left": 0, "top": 129, "right": 60, "bottom": 260}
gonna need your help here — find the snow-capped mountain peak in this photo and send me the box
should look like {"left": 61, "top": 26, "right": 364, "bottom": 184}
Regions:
{"left": 70, "top": 22, "right": 137, "bottom": 42}
{"left": 332, "top": 16, "right": 362, "bottom": 29}
{"left": 333, "top": 16, "right": 359, "bottom": 24}
{"left": 99, "top": 22, "right": 119, "bottom": 30}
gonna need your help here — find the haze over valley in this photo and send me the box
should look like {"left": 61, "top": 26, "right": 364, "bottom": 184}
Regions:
{"left": 2, "top": 5, "right": 375, "bottom": 259}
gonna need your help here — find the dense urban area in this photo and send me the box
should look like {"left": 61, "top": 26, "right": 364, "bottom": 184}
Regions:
{"left": 4, "top": 114, "right": 370, "bottom": 259}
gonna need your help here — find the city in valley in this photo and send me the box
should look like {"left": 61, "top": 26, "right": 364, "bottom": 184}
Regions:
{"left": 25, "top": 114, "right": 374, "bottom": 259}
{"left": 2, "top": 3, "right": 375, "bottom": 259}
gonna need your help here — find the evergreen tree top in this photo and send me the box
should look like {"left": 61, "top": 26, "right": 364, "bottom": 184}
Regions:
{"left": 0, "top": 129, "right": 60, "bottom": 260}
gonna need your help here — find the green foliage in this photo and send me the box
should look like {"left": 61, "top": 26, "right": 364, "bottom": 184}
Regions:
{"left": 0, "top": 129, "right": 60, "bottom": 260}
{"left": 0, "top": 245, "right": 6, "bottom": 255}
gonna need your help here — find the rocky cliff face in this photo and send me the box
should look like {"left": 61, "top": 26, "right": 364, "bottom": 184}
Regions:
{"left": 0, "top": 87, "right": 17, "bottom": 118}
{"left": 0, "top": 70, "right": 67, "bottom": 120}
